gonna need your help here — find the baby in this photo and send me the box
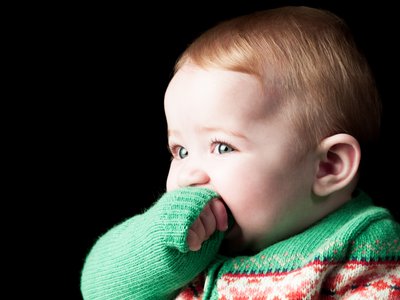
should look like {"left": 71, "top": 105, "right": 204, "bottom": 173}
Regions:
{"left": 81, "top": 6, "right": 400, "bottom": 299}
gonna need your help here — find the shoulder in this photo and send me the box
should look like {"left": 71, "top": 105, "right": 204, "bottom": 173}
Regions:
{"left": 341, "top": 190, "right": 400, "bottom": 260}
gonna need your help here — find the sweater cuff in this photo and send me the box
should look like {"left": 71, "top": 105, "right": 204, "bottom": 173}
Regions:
{"left": 153, "top": 187, "right": 219, "bottom": 253}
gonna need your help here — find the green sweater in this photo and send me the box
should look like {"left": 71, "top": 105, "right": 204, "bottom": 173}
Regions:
{"left": 81, "top": 187, "right": 400, "bottom": 299}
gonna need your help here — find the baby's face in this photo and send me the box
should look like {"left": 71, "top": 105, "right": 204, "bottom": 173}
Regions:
{"left": 164, "top": 63, "right": 317, "bottom": 253}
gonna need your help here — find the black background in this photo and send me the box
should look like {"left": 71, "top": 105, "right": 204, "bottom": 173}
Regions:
{"left": 33, "top": 1, "right": 398, "bottom": 299}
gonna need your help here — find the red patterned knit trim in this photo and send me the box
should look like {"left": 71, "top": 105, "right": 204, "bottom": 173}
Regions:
{"left": 176, "top": 274, "right": 205, "bottom": 300}
{"left": 217, "top": 260, "right": 400, "bottom": 299}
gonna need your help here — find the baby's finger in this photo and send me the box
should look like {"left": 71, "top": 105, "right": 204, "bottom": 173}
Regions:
{"left": 187, "top": 228, "right": 202, "bottom": 251}
{"left": 190, "top": 217, "right": 206, "bottom": 241}
{"left": 187, "top": 218, "right": 206, "bottom": 251}
{"left": 209, "top": 198, "right": 228, "bottom": 231}
{"left": 199, "top": 203, "right": 217, "bottom": 239}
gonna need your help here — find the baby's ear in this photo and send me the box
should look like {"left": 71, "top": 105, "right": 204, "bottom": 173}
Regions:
{"left": 313, "top": 134, "right": 360, "bottom": 196}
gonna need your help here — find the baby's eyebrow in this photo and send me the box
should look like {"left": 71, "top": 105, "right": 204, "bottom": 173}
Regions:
{"left": 167, "top": 127, "right": 248, "bottom": 141}
{"left": 200, "top": 126, "right": 247, "bottom": 140}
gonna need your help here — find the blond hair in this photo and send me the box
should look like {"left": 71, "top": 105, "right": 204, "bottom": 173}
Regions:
{"left": 175, "top": 6, "right": 381, "bottom": 151}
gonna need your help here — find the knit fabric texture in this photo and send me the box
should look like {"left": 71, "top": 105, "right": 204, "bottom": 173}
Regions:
{"left": 179, "top": 190, "right": 400, "bottom": 299}
{"left": 81, "top": 187, "right": 223, "bottom": 300}
{"left": 81, "top": 188, "right": 400, "bottom": 299}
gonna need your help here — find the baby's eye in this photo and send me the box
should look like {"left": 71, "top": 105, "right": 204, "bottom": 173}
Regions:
{"left": 178, "top": 146, "right": 188, "bottom": 159}
{"left": 168, "top": 144, "right": 188, "bottom": 159}
{"left": 215, "top": 143, "right": 234, "bottom": 154}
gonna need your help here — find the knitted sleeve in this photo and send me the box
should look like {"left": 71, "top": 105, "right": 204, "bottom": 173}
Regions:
{"left": 80, "top": 187, "right": 224, "bottom": 300}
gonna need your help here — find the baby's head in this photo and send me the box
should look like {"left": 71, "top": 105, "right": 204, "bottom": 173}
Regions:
{"left": 174, "top": 6, "right": 380, "bottom": 153}
{"left": 164, "top": 6, "right": 381, "bottom": 253}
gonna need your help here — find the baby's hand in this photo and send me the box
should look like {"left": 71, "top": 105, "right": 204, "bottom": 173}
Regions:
{"left": 187, "top": 198, "right": 229, "bottom": 251}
